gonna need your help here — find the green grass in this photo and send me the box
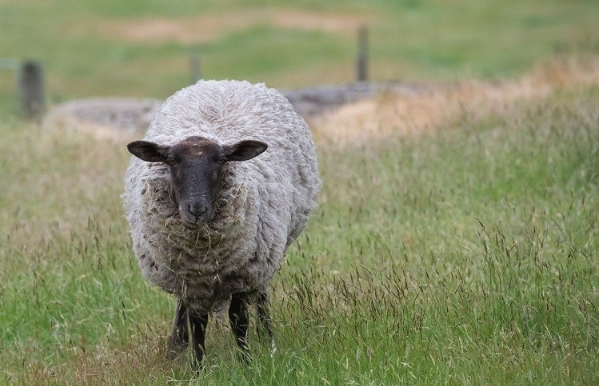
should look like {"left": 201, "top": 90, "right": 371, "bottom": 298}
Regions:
{"left": 1, "top": 82, "right": 599, "bottom": 384}
{"left": 2, "top": 0, "right": 599, "bottom": 383}
{"left": 1, "top": 0, "right": 599, "bottom": 116}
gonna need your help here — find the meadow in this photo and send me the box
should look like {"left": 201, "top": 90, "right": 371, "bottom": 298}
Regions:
{"left": 2, "top": 62, "right": 599, "bottom": 384}
{"left": 1, "top": 0, "right": 599, "bottom": 113}
{"left": 1, "top": 0, "right": 599, "bottom": 385}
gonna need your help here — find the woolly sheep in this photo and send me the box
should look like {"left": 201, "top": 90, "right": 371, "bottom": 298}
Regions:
{"left": 123, "top": 80, "right": 321, "bottom": 367}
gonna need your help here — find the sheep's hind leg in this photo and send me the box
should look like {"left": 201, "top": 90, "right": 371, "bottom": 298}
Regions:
{"left": 167, "top": 300, "right": 189, "bottom": 359}
{"left": 256, "top": 292, "right": 275, "bottom": 353}
{"left": 229, "top": 293, "right": 251, "bottom": 362}
{"left": 189, "top": 311, "right": 209, "bottom": 369}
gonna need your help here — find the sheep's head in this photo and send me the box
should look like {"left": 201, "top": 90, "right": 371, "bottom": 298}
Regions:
{"left": 127, "top": 136, "right": 267, "bottom": 227}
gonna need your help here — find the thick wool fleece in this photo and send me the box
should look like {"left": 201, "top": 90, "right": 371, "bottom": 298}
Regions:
{"left": 123, "top": 80, "right": 321, "bottom": 315}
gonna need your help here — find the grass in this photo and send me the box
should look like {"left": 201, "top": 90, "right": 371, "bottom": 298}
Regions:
{"left": 2, "top": 0, "right": 599, "bottom": 384}
{"left": 1, "top": 0, "right": 599, "bottom": 116}
{"left": 2, "top": 70, "right": 599, "bottom": 384}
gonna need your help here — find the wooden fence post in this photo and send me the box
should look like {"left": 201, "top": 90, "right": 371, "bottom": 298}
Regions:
{"left": 18, "top": 60, "right": 45, "bottom": 121}
{"left": 190, "top": 50, "right": 202, "bottom": 84}
{"left": 356, "top": 26, "right": 369, "bottom": 82}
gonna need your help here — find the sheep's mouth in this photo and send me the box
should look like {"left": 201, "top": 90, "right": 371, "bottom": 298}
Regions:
{"left": 180, "top": 216, "right": 201, "bottom": 229}
{"left": 179, "top": 212, "right": 212, "bottom": 229}
{"left": 180, "top": 219, "right": 200, "bottom": 230}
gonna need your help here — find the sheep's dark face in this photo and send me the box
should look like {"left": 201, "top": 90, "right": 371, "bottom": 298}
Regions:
{"left": 128, "top": 136, "right": 267, "bottom": 227}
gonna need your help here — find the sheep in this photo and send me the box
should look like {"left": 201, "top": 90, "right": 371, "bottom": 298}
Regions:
{"left": 122, "top": 80, "right": 321, "bottom": 367}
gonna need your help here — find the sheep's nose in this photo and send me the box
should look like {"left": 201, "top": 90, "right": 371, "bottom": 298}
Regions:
{"left": 187, "top": 203, "right": 209, "bottom": 220}
{"left": 179, "top": 201, "right": 212, "bottom": 225}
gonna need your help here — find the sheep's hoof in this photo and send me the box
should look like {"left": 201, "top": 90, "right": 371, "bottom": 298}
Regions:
{"left": 190, "top": 356, "right": 204, "bottom": 374}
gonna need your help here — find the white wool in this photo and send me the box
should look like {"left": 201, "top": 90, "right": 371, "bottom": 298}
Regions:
{"left": 123, "top": 80, "right": 321, "bottom": 314}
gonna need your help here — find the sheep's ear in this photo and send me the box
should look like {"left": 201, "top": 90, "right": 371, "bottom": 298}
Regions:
{"left": 222, "top": 140, "right": 268, "bottom": 162}
{"left": 127, "top": 140, "right": 170, "bottom": 163}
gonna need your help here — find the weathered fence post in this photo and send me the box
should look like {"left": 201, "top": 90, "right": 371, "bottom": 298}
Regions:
{"left": 190, "top": 50, "right": 202, "bottom": 84}
{"left": 356, "top": 26, "right": 369, "bottom": 82}
{"left": 18, "top": 60, "right": 45, "bottom": 121}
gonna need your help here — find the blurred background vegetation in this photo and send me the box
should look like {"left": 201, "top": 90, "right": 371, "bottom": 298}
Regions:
{"left": 1, "top": 0, "right": 598, "bottom": 116}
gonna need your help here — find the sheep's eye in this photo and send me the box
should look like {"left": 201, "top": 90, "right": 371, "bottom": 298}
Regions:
{"left": 165, "top": 157, "right": 178, "bottom": 166}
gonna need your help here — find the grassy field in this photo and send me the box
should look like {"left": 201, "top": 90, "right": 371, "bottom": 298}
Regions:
{"left": 1, "top": 0, "right": 598, "bottom": 115}
{"left": 2, "top": 0, "right": 599, "bottom": 385}
{"left": 2, "top": 61, "right": 599, "bottom": 384}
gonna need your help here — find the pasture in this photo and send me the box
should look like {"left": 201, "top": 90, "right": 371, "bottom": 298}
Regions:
{"left": 1, "top": 0, "right": 599, "bottom": 385}
{"left": 1, "top": 0, "right": 598, "bottom": 113}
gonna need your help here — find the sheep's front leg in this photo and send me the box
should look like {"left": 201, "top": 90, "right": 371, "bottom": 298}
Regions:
{"left": 189, "top": 311, "right": 209, "bottom": 369}
{"left": 168, "top": 300, "right": 189, "bottom": 359}
{"left": 256, "top": 292, "right": 275, "bottom": 351}
{"left": 229, "top": 293, "right": 250, "bottom": 361}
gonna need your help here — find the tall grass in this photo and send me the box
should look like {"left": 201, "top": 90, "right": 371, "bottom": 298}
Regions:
{"left": 1, "top": 78, "right": 598, "bottom": 384}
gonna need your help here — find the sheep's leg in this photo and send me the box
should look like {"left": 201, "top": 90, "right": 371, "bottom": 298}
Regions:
{"left": 229, "top": 293, "right": 251, "bottom": 361}
{"left": 189, "top": 311, "right": 209, "bottom": 369}
{"left": 167, "top": 300, "right": 189, "bottom": 359}
{"left": 256, "top": 292, "right": 275, "bottom": 352}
